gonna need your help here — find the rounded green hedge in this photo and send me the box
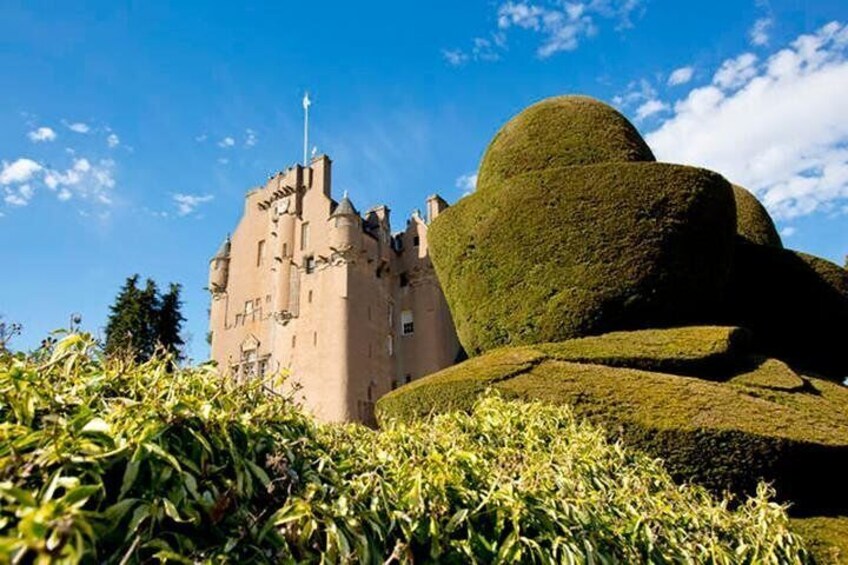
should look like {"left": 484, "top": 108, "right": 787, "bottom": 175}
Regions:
{"left": 732, "top": 184, "right": 782, "bottom": 247}
{"left": 376, "top": 331, "right": 848, "bottom": 516}
{"left": 429, "top": 162, "right": 737, "bottom": 355}
{"left": 725, "top": 240, "right": 848, "bottom": 379}
{"left": 477, "top": 95, "right": 655, "bottom": 188}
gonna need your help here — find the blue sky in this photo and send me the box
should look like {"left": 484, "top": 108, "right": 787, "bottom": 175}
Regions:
{"left": 2, "top": 0, "right": 847, "bottom": 359}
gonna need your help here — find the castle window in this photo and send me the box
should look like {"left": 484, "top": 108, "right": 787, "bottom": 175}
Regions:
{"left": 405, "top": 374, "right": 412, "bottom": 384}
{"left": 300, "top": 222, "right": 310, "bottom": 250}
{"left": 257, "top": 239, "right": 266, "bottom": 266}
{"left": 283, "top": 242, "right": 288, "bottom": 257}
{"left": 413, "top": 235, "right": 420, "bottom": 247}
{"left": 245, "top": 300, "right": 254, "bottom": 315}
{"left": 401, "top": 310, "right": 414, "bottom": 336}
{"left": 387, "top": 303, "right": 393, "bottom": 327}
{"left": 400, "top": 272, "right": 409, "bottom": 287}
{"left": 387, "top": 334, "right": 394, "bottom": 356}
{"left": 313, "top": 331, "right": 318, "bottom": 346}
{"left": 292, "top": 335, "right": 297, "bottom": 348}
{"left": 305, "top": 256, "right": 316, "bottom": 274}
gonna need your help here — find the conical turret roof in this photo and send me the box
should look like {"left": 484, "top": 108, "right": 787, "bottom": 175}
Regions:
{"left": 212, "top": 235, "right": 231, "bottom": 260}
{"left": 331, "top": 193, "right": 358, "bottom": 217}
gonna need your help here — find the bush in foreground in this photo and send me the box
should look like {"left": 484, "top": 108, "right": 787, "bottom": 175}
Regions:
{"left": 0, "top": 335, "right": 808, "bottom": 562}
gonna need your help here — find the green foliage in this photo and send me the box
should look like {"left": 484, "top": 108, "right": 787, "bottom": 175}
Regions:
{"left": 377, "top": 331, "right": 848, "bottom": 515}
{"left": 0, "top": 335, "right": 810, "bottom": 563}
{"left": 790, "top": 516, "right": 848, "bottom": 565}
{"left": 477, "top": 95, "right": 655, "bottom": 187}
{"left": 104, "top": 276, "right": 186, "bottom": 363}
{"left": 535, "top": 326, "right": 751, "bottom": 378}
{"left": 724, "top": 240, "right": 848, "bottom": 379}
{"left": 430, "top": 162, "right": 737, "bottom": 354}
{"left": 732, "top": 185, "right": 782, "bottom": 248}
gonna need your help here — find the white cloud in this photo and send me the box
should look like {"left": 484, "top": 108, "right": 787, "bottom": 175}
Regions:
{"left": 456, "top": 171, "right": 478, "bottom": 195}
{"left": 750, "top": 17, "right": 773, "bottom": 46}
{"left": 446, "top": 1, "right": 641, "bottom": 64}
{"left": 245, "top": 129, "right": 257, "bottom": 147}
{"left": 65, "top": 121, "right": 90, "bottom": 134}
{"left": 780, "top": 226, "right": 797, "bottom": 237}
{"left": 667, "top": 66, "right": 694, "bottom": 86}
{"left": 43, "top": 158, "right": 116, "bottom": 204}
{"left": 217, "top": 157, "right": 229, "bottom": 165}
{"left": 496, "top": 0, "right": 641, "bottom": 58}
{"left": 443, "top": 49, "right": 470, "bottom": 66}
{"left": 107, "top": 133, "right": 120, "bottom": 148}
{"left": 646, "top": 21, "right": 848, "bottom": 221}
{"left": 173, "top": 193, "right": 214, "bottom": 216}
{"left": 712, "top": 53, "right": 759, "bottom": 89}
{"left": 195, "top": 133, "right": 208, "bottom": 142}
{"left": 1, "top": 158, "right": 43, "bottom": 185}
{"left": 218, "top": 136, "right": 235, "bottom": 148}
{"left": 27, "top": 127, "right": 57, "bottom": 143}
{"left": 635, "top": 99, "right": 669, "bottom": 121}
{"left": 4, "top": 184, "right": 34, "bottom": 206}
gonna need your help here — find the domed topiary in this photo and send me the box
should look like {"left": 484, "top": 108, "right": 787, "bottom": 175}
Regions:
{"left": 477, "top": 96, "right": 656, "bottom": 188}
{"left": 429, "top": 162, "right": 737, "bottom": 355}
{"left": 725, "top": 241, "right": 848, "bottom": 379}
{"left": 732, "top": 184, "right": 782, "bottom": 247}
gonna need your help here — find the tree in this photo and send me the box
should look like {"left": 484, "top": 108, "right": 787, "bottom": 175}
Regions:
{"left": 0, "top": 315, "right": 22, "bottom": 353}
{"left": 157, "top": 283, "right": 185, "bottom": 362}
{"left": 105, "top": 275, "right": 185, "bottom": 363}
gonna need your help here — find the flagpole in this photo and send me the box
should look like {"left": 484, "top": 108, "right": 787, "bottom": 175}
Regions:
{"left": 302, "top": 92, "right": 310, "bottom": 166}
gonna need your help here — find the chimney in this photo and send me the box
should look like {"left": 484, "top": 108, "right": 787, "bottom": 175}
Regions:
{"left": 426, "top": 194, "right": 449, "bottom": 224}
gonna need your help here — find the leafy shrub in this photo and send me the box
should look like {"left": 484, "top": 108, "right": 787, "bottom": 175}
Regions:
{"left": 731, "top": 185, "right": 782, "bottom": 248}
{"left": 0, "top": 335, "right": 809, "bottom": 562}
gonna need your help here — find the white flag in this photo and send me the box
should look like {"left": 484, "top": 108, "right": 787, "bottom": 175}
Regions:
{"left": 302, "top": 92, "right": 311, "bottom": 110}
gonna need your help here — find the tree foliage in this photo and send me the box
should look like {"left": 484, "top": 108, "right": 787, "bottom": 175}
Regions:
{"left": 104, "top": 276, "right": 184, "bottom": 363}
{"left": 0, "top": 334, "right": 809, "bottom": 563}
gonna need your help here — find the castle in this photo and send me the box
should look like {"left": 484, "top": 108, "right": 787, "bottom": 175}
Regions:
{"left": 208, "top": 154, "right": 462, "bottom": 423}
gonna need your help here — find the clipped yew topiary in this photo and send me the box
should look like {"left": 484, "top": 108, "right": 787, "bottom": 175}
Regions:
{"left": 725, "top": 240, "right": 848, "bottom": 379}
{"left": 732, "top": 184, "right": 782, "bottom": 247}
{"left": 376, "top": 331, "right": 848, "bottom": 516}
{"left": 477, "top": 95, "right": 655, "bottom": 187}
{"left": 429, "top": 163, "right": 737, "bottom": 355}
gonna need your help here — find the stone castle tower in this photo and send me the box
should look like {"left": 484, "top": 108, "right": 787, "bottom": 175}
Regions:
{"left": 208, "top": 154, "right": 462, "bottom": 423}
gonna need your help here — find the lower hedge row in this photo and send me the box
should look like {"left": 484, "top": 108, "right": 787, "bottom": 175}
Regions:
{"left": 0, "top": 335, "right": 808, "bottom": 562}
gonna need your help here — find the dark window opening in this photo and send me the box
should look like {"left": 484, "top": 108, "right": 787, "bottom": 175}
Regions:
{"left": 399, "top": 272, "right": 409, "bottom": 287}
{"left": 305, "top": 256, "right": 316, "bottom": 274}
{"left": 413, "top": 235, "right": 420, "bottom": 247}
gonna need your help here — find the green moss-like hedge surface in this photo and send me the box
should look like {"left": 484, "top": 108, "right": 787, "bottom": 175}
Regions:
{"left": 429, "top": 163, "right": 736, "bottom": 355}
{"left": 732, "top": 184, "right": 782, "bottom": 247}
{"left": 790, "top": 516, "right": 848, "bottom": 565}
{"left": 725, "top": 240, "right": 848, "bottom": 378}
{"left": 477, "top": 95, "right": 655, "bottom": 187}
{"left": 376, "top": 327, "right": 848, "bottom": 516}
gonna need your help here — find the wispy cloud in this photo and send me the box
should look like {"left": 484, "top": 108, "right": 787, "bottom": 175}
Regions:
{"left": 4, "top": 184, "right": 34, "bottom": 207}
{"left": 634, "top": 99, "right": 669, "bottom": 121}
{"left": 64, "top": 121, "right": 90, "bottom": 134}
{"left": 218, "top": 136, "right": 235, "bottom": 148}
{"left": 43, "top": 158, "right": 116, "bottom": 205}
{"left": 27, "top": 127, "right": 57, "bottom": 143}
{"left": 443, "top": 0, "right": 642, "bottom": 64}
{"left": 245, "top": 129, "right": 257, "bottom": 147}
{"left": 456, "top": 171, "right": 478, "bottom": 196}
{"left": 646, "top": 21, "right": 848, "bottom": 221}
{"left": 107, "top": 133, "right": 120, "bottom": 148}
{"left": 173, "top": 193, "right": 214, "bottom": 216}
{"left": 750, "top": 17, "right": 773, "bottom": 46}
{"left": 667, "top": 66, "right": 694, "bottom": 86}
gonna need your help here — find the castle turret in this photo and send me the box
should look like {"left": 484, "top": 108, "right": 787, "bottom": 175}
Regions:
{"left": 329, "top": 193, "right": 362, "bottom": 251}
{"left": 209, "top": 236, "right": 231, "bottom": 292}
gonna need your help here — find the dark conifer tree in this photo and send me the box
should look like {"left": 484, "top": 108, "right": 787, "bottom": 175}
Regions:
{"left": 104, "top": 275, "right": 145, "bottom": 361}
{"left": 157, "top": 283, "right": 185, "bottom": 361}
{"left": 105, "top": 275, "right": 185, "bottom": 364}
